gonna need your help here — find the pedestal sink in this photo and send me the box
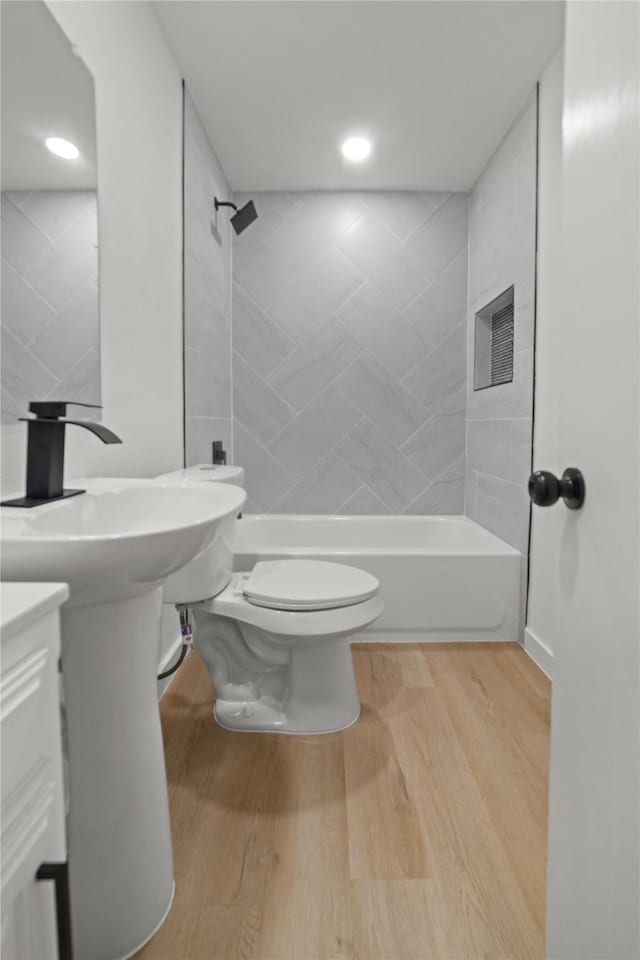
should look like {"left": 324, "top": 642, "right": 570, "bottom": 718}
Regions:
{"left": 1, "top": 478, "right": 246, "bottom": 960}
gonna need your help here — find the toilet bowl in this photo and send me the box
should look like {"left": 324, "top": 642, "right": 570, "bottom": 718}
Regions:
{"left": 159, "top": 470, "right": 383, "bottom": 734}
{"left": 192, "top": 560, "right": 383, "bottom": 734}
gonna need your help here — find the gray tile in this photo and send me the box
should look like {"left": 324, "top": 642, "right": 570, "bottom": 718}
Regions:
{"left": 404, "top": 322, "right": 466, "bottom": 417}
{"left": 469, "top": 210, "right": 535, "bottom": 312}
{"left": 337, "top": 211, "right": 432, "bottom": 311}
{"left": 466, "top": 418, "right": 512, "bottom": 481}
{"left": 232, "top": 281, "right": 295, "bottom": 376}
{"left": 232, "top": 352, "right": 295, "bottom": 445}
{"left": 336, "top": 280, "right": 430, "bottom": 377}
{"left": 363, "top": 192, "right": 440, "bottom": 241}
{"left": 234, "top": 421, "right": 295, "bottom": 510}
{"left": 335, "top": 350, "right": 427, "bottom": 445}
{"left": 406, "top": 194, "right": 468, "bottom": 276}
{"left": 47, "top": 349, "right": 100, "bottom": 406}
{"left": 267, "top": 316, "right": 362, "bottom": 411}
{"left": 514, "top": 140, "right": 537, "bottom": 223}
{"left": 403, "top": 250, "right": 468, "bottom": 347}
{"left": 475, "top": 472, "right": 530, "bottom": 552}
{"left": 233, "top": 231, "right": 298, "bottom": 320}
{"left": 185, "top": 292, "right": 230, "bottom": 361}
{"left": 1, "top": 259, "right": 54, "bottom": 345}
{"left": 465, "top": 469, "right": 478, "bottom": 518}
{"left": 269, "top": 192, "right": 364, "bottom": 270}
{"left": 19, "top": 191, "right": 96, "bottom": 241}
{"left": 1, "top": 385, "right": 22, "bottom": 424}
{"left": 267, "top": 386, "right": 362, "bottom": 480}
{"left": 25, "top": 205, "right": 98, "bottom": 311}
{"left": 267, "top": 244, "right": 363, "bottom": 344}
{"left": 404, "top": 455, "right": 465, "bottom": 515}
{"left": 336, "top": 418, "right": 427, "bottom": 512}
{"left": 271, "top": 453, "right": 360, "bottom": 514}
{"left": 185, "top": 345, "right": 231, "bottom": 419}
{"left": 466, "top": 347, "right": 533, "bottom": 420}
{"left": 234, "top": 192, "right": 297, "bottom": 241}
{"left": 185, "top": 417, "right": 232, "bottom": 468}
{"left": 469, "top": 172, "right": 516, "bottom": 264}
{"left": 30, "top": 281, "right": 99, "bottom": 379}
{"left": 511, "top": 418, "right": 533, "bottom": 487}
{"left": 1, "top": 195, "right": 50, "bottom": 275}
{"left": 1, "top": 324, "right": 57, "bottom": 411}
{"left": 402, "top": 388, "right": 466, "bottom": 481}
{"left": 338, "top": 484, "right": 391, "bottom": 515}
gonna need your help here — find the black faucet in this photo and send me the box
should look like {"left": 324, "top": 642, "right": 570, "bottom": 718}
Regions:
{"left": 1, "top": 401, "right": 122, "bottom": 508}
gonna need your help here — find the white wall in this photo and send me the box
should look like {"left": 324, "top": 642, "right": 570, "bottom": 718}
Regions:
{"left": 525, "top": 45, "right": 565, "bottom": 678}
{"left": 1, "top": 1, "right": 184, "bottom": 495}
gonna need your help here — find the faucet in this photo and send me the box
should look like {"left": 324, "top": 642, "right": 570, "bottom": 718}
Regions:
{"left": 1, "top": 401, "right": 122, "bottom": 508}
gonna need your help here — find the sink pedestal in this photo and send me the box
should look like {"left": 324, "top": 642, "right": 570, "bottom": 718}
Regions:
{"left": 61, "top": 588, "right": 174, "bottom": 960}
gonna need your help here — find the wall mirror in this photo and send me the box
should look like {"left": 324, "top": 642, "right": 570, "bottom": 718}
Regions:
{"left": 1, "top": 0, "right": 99, "bottom": 423}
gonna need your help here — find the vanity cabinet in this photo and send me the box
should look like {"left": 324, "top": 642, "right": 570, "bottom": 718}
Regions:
{"left": 1, "top": 583, "right": 70, "bottom": 960}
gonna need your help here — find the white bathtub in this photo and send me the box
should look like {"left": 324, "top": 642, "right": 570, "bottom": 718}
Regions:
{"left": 232, "top": 515, "right": 522, "bottom": 643}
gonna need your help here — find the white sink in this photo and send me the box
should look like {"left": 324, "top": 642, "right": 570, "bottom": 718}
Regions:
{"left": 1, "top": 477, "right": 245, "bottom": 604}
{"left": 0, "top": 478, "right": 246, "bottom": 960}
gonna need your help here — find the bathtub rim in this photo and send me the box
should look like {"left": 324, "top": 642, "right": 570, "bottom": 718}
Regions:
{"left": 233, "top": 514, "right": 522, "bottom": 558}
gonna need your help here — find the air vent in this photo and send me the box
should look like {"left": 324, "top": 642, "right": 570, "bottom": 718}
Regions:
{"left": 474, "top": 286, "right": 514, "bottom": 391}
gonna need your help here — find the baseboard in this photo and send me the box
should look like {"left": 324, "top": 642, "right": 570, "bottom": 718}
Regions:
{"left": 523, "top": 626, "right": 554, "bottom": 679}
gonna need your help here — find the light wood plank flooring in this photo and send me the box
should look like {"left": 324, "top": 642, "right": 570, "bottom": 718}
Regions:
{"left": 136, "top": 643, "right": 550, "bottom": 960}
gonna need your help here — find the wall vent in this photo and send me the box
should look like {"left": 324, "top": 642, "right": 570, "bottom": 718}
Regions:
{"left": 474, "top": 286, "right": 514, "bottom": 390}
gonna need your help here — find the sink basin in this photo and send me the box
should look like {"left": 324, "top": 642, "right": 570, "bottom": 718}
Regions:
{"left": 0, "top": 477, "right": 246, "bottom": 960}
{"left": 1, "top": 477, "right": 245, "bottom": 604}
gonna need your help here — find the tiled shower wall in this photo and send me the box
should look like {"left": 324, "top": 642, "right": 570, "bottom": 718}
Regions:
{"left": 465, "top": 95, "right": 537, "bottom": 555}
{"left": 183, "top": 90, "right": 233, "bottom": 465}
{"left": 231, "top": 192, "right": 468, "bottom": 514}
{"left": 1, "top": 190, "right": 99, "bottom": 420}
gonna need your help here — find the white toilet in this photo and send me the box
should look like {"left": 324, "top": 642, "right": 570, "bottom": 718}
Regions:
{"left": 159, "top": 467, "right": 383, "bottom": 734}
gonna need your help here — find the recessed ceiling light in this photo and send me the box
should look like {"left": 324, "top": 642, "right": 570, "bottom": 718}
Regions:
{"left": 45, "top": 137, "right": 79, "bottom": 160}
{"left": 341, "top": 137, "right": 371, "bottom": 162}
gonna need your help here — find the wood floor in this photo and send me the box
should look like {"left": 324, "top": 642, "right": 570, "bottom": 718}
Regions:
{"left": 136, "top": 643, "right": 550, "bottom": 960}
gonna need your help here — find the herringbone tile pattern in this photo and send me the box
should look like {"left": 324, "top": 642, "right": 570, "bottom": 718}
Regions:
{"left": 1, "top": 190, "right": 99, "bottom": 421}
{"left": 232, "top": 191, "right": 468, "bottom": 514}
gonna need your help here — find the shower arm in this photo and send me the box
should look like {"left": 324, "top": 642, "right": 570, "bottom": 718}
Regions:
{"left": 214, "top": 198, "right": 238, "bottom": 212}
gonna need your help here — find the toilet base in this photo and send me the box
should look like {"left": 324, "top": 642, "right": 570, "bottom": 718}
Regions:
{"left": 211, "top": 636, "right": 361, "bottom": 734}
{"left": 214, "top": 698, "right": 360, "bottom": 735}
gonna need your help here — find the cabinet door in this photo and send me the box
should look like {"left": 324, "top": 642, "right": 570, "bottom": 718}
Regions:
{"left": 1, "top": 610, "right": 66, "bottom": 960}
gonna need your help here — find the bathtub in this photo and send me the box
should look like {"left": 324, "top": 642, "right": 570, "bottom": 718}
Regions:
{"left": 232, "top": 515, "right": 522, "bottom": 643}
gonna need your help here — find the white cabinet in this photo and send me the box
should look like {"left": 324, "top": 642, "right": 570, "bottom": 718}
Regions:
{"left": 1, "top": 584, "right": 70, "bottom": 960}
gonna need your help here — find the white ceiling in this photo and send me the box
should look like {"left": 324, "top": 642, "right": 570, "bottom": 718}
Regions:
{"left": 1, "top": 0, "right": 97, "bottom": 191}
{"left": 154, "top": 0, "right": 564, "bottom": 192}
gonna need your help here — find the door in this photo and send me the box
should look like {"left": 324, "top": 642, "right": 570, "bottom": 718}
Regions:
{"left": 544, "top": 3, "right": 640, "bottom": 958}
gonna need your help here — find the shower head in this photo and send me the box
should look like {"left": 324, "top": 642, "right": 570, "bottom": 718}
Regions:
{"left": 214, "top": 197, "right": 258, "bottom": 236}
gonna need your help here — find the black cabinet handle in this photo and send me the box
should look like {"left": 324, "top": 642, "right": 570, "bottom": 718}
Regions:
{"left": 528, "top": 468, "right": 585, "bottom": 510}
{"left": 36, "top": 862, "right": 74, "bottom": 960}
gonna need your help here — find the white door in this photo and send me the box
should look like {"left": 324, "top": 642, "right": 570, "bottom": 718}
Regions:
{"left": 544, "top": 2, "right": 640, "bottom": 958}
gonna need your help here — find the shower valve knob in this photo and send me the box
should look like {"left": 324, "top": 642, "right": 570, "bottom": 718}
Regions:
{"left": 528, "top": 468, "right": 585, "bottom": 510}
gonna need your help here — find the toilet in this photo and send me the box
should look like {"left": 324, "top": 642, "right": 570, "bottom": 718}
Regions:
{"left": 159, "top": 467, "right": 383, "bottom": 734}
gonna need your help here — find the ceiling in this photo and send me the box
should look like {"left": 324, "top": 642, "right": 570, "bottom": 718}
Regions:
{"left": 1, "top": 0, "right": 97, "bottom": 191}
{"left": 154, "top": 0, "right": 564, "bottom": 192}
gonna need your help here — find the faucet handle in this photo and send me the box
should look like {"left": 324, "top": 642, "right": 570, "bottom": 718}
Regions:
{"left": 29, "top": 401, "right": 102, "bottom": 419}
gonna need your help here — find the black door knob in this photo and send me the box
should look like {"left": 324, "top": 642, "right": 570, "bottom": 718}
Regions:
{"left": 528, "top": 468, "right": 585, "bottom": 510}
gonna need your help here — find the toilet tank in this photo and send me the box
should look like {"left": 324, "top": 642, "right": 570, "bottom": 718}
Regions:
{"left": 156, "top": 467, "right": 244, "bottom": 605}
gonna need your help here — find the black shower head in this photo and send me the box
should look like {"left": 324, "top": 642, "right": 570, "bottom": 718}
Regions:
{"left": 214, "top": 197, "right": 258, "bottom": 236}
{"left": 231, "top": 200, "right": 258, "bottom": 235}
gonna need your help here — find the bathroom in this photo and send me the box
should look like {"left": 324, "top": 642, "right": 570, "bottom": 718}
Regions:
{"left": 0, "top": 1, "right": 638, "bottom": 958}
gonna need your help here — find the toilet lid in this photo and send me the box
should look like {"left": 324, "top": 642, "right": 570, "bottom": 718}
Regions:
{"left": 243, "top": 560, "right": 380, "bottom": 611}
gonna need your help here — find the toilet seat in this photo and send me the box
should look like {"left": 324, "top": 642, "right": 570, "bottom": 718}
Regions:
{"left": 244, "top": 559, "right": 379, "bottom": 611}
{"left": 198, "top": 571, "right": 383, "bottom": 642}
